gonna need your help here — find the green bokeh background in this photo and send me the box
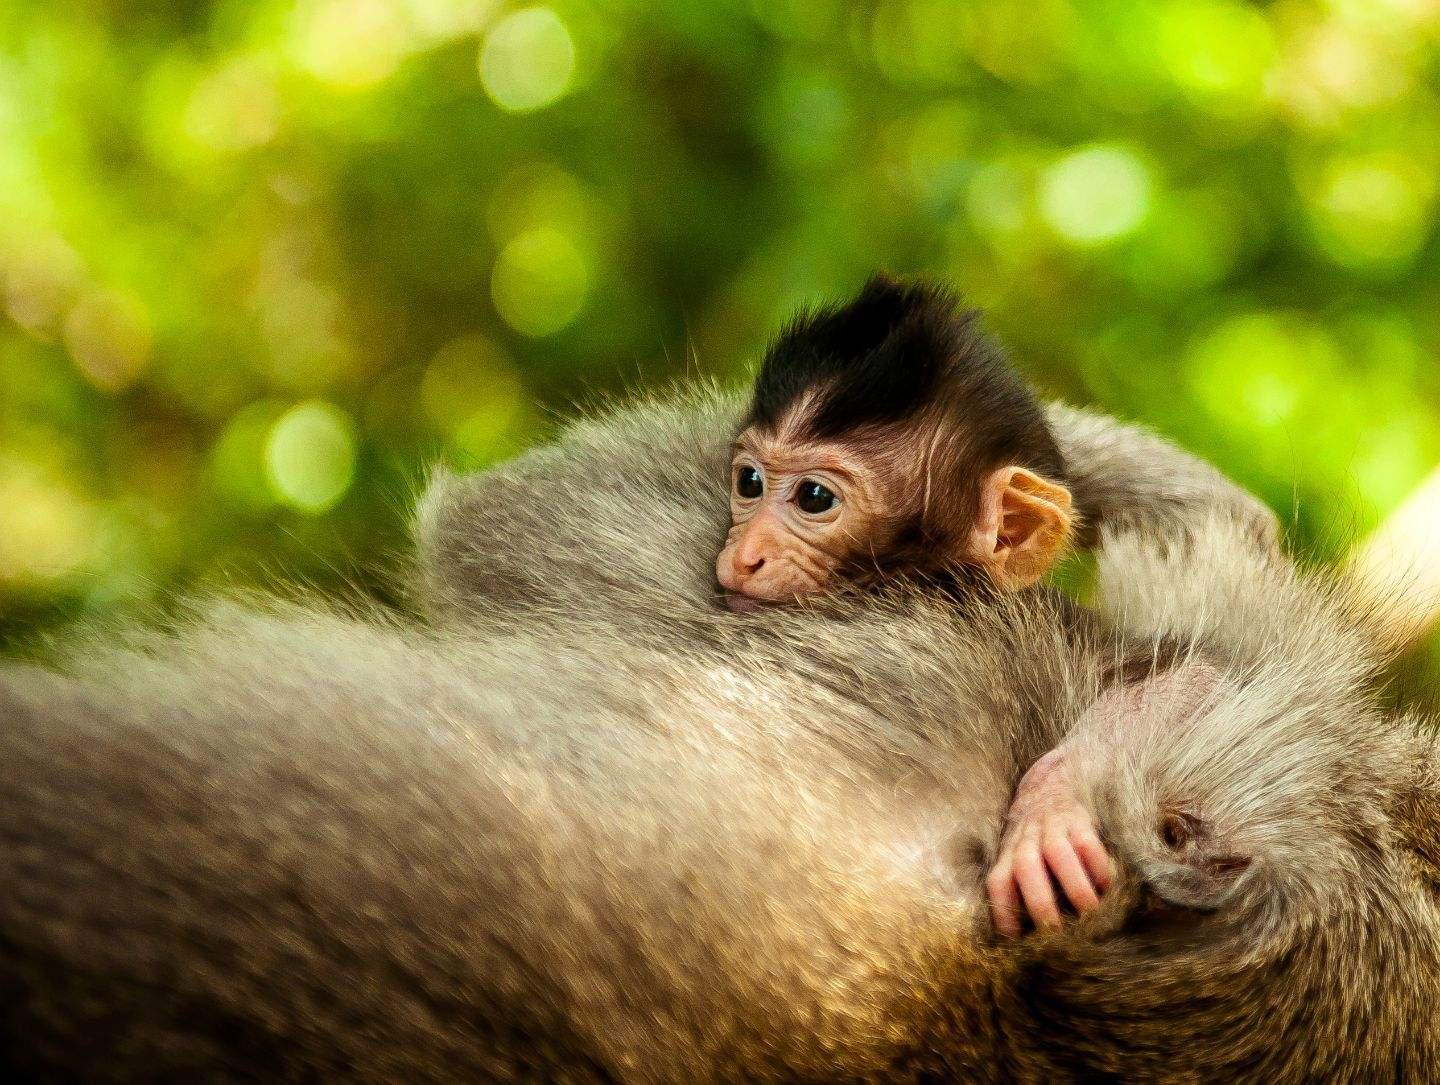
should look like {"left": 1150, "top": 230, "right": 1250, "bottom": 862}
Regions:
{"left": 2, "top": 0, "right": 1438, "bottom": 680}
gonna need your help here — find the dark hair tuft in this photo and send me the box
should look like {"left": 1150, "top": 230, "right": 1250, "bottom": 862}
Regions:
{"left": 746, "top": 275, "right": 1064, "bottom": 480}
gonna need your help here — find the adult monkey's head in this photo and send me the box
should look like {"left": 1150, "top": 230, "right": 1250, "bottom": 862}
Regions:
{"left": 717, "top": 275, "right": 1074, "bottom": 611}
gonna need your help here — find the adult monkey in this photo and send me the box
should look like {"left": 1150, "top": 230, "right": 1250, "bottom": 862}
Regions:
{"left": 0, "top": 392, "right": 1436, "bottom": 1080}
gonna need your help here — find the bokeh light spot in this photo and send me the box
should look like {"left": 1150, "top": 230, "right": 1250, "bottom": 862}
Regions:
{"left": 421, "top": 334, "right": 522, "bottom": 435}
{"left": 263, "top": 401, "right": 359, "bottom": 514}
{"left": 418, "top": 336, "right": 534, "bottom": 466}
{"left": 182, "top": 58, "right": 282, "bottom": 154}
{"left": 479, "top": 7, "right": 576, "bottom": 113}
{"left": 1157, "top": 0, "right": 1275, "bottom": 115}
{"left": 966, "top": 0, "right": 1076, "bottom": 85}
{"left": 491, "top": 225, "right": 589, "bottom": 336}
{"left": 2, "top": 235, "right": 84, "bottom": 338}
{"left": 451, "top": 397, "right": 531, "bottom": 466}
{"left": 406, "top": 0, "right": 499, "bottom": 42}
{"left": 64, "top": 290, "right": 154, "bottom": 393}
{"left": 1187, "top": 313, "right": 1334, "bottom": 435}
{"left": 1305, "top": 153, "right": 1433, "bottom": 270}
{"left": 0, "top": 457, "right": 98, "bottom": 589}
{"left": 486, "top": 162, "right": 588, "bottom": 244}
{"left": 211, "top": 401, "right": 286, "bottom": 512}
{"left": 291, "top": 0, "right": 410, "bottom": 90}
{"left": 1275, "top": 24, "right": 1409, "bottom": 127}
{"left": 1039, "top": 145, "right": 1153, "bottom": 246}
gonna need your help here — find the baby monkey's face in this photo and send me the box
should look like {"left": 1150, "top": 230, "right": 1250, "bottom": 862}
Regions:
{"left": 715, "top": 422, "right": 1074, "bottom": 613}
{"left": 716, "top": 430, "right": 903, "bottom": 611}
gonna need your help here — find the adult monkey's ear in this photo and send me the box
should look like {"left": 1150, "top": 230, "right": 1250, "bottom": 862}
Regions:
{"left": 965, "top": 466, "right": 1074, "bottom": 590}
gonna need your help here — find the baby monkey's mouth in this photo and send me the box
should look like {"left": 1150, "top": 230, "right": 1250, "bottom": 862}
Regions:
{"left": 723, "top": 592, "right": 782, "bottom": 615}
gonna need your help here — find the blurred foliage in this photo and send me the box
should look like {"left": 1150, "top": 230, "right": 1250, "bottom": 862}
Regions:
{"left": 2, "top": 0, "right": 1439, "bottom": 682}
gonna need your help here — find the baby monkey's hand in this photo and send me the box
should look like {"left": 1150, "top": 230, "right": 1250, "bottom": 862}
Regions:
{"left": 986, "top": 748, "right": 1113, "bottom": 938}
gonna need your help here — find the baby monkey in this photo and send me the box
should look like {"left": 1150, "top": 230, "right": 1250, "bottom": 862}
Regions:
{"left": 717, "top": 274, "right": 1074, "bottom": 607}
{"left": 716, "top": 275, "right": 1110, "bottom": 934}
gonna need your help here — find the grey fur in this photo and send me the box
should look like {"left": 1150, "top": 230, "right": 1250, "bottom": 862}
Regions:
{"left": 0, "top": 389, "right": 1436, "bottom": 1081}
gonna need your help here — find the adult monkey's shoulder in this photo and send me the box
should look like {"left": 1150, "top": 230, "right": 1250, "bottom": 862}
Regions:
{"left": 413, "top": 388, "right": 744, "bottom": 630}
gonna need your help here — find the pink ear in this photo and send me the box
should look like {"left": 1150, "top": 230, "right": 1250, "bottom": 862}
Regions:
{"left": 964, "top": 467, "right": 1074, "bottom": 590}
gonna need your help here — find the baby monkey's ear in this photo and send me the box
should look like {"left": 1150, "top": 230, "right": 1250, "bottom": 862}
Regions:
{"left": 965, "top": 467, "right": 1073, "bottom": 590}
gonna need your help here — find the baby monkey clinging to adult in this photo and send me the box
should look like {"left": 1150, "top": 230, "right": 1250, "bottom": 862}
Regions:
{"left": 717, "top": 275, "right": 1074, "bottom": 611}
{"left": 718, "top": 277, "right": 1112, "bottom": 935}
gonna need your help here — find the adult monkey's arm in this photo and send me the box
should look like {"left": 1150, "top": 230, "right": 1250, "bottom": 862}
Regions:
{"left": 986, "top": 404, "right": 1288, "bottom": 935}
{"left": 1016, "top": 402, "right": 1404, "bottom": 910}
{"left": 1046, "top": 402, "right": 1280, "bottom": 557}
{"left": 1044, "top": 401, "right": 1392, "bottom": 672}
{"left": 986, "top": 403, "right": 1440, "bottom": 1080}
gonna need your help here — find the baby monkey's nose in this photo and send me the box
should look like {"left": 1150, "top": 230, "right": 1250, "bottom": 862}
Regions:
{"left": 733, "top": 535, "right": 769, "bottom": 576}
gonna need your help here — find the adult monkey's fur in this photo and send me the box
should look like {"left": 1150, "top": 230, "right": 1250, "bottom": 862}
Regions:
{"left": 0, "top": 392, "right": 1437, "bottom": 1080}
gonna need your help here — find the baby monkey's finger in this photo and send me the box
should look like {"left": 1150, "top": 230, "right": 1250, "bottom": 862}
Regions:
{"left": 1070, "top": 826, "right": 1113, "bottom": 893}
{"left": 1013, "top": 845, "right": 1062, "bottom": 930}
{"left": 1041, "top": 833, "right": 1101, "bottom": 915}
{"left": 986, "top": 861, "right": 1023, "bottom": 940}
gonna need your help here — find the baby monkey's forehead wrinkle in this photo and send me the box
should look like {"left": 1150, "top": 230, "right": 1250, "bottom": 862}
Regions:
{"left": 742, "top": 402, "right": 937, "bottom": 472}
{"left": 736, "top": 428, "right": 858, "bottom": 478}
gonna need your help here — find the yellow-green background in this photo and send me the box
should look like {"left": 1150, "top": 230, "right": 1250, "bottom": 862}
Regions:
{"left": 2, "top": 0, "right": 1438, "bottom": 684}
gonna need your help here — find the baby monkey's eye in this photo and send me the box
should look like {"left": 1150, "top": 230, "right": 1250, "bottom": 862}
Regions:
{"left": 735, "top": 466, "right": 764, "bottom": 499}
{"left": 795, "top": 480, "right": 838, "bottom": 515}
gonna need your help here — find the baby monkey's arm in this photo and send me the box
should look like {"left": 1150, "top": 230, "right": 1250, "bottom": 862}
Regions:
{"left": 985, "top": 658, "right": 1218, "bottom": 935}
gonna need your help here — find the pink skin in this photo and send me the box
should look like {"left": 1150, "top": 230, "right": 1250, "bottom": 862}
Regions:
{"left": 722, "top": 593, "right": 776, "bottom": 615}
{"left": 966, "top": 466, "right": 1075, "bottom": 592}
{"left": 716, "top": 435, "right": 886, "bottom": 607}
{"left": 716, "top": 501, "right": 844, "bottom": 604}
{"left": 985, "top": 748, "right": 1112, "bottom": 939}
{"left": 717, "top": 426, "right": 1074, "bottom": 609}
{"left": 986, "top": 662, "right": 1223, "bottom": 937}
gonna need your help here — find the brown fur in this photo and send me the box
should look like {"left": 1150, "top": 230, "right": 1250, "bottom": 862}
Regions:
{"left": 0, "top": 390, "right": 1435, "bottom": 1080}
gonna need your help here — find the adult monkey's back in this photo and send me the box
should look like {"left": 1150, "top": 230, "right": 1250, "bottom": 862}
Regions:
{"left": 1, "top": 394, "right": 1437, "bottom": 1080}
